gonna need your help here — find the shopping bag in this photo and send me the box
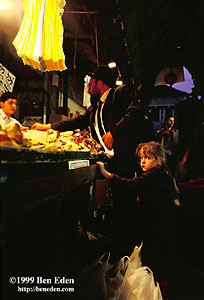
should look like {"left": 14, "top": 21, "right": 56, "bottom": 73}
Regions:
{"left": 119, "top": 242, "right": 163, "bottom": 300}
{"left": 124, "top": 242, "right": 143, "bottom": 277}
{"left": 76, "top": 253, "right": 128, "bottom": 300}
{"left": 128, "top": 267, "right": 163, "bottom": 300}
{"left": 106, "top": 256, "right": 130, "bottom": 300}
{"left": 121, "top": 267, "right": 163, "bottom": 300}
{"left": 76, "top": 252, "right": 110, "bottom": 300}
{"left": 118, "top": 242, "right": 143, "bottom": 300}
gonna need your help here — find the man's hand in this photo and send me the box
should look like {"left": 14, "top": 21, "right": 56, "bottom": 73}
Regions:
{"left": 21, "top": 126, "right": 29, "bottom": 130}
{"left": 102, "top": 131, "right": 114, "bottom": 150}
{"left": 31, "top": 123, "right": 51, "bottom": 131}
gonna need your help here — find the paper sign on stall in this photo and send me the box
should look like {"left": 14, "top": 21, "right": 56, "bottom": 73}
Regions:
{"left": 0, "top": 63, "right": 16, "bottom": 96}
{"left": 68, "top": 160, "right": 90, "bottom": 170}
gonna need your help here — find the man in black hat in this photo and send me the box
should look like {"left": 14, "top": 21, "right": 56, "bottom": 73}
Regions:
{"left": 31, "top": 65, "right": 152, "bottom": 174}
{"left": 31, "top": 66, "right": 117, "bottom": 153}
{"left": 31, "top": 65, "right": 154, "bottom": 245}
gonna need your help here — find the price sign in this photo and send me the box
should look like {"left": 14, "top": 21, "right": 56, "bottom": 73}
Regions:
{"left": 0, "top": 63, "right": 16, "bottom": 96}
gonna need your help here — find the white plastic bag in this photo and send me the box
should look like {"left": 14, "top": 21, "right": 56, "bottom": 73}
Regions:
{"left": 118, "top": 243, "right": 143, "bottom": 300}
{"left": 124, "top": 242, "right": 143, "bottom": 277}
{"left": 119, "top": 243, "right": 163, "bottom": 300}
{"left": 121, "top": 267, "right": 163, "bottom": 300}
{"left": 76, "top": 253, "right": 128, "bottom": 300}
{"left": 76, "top": 252, "right": 110, "bottom": 300}
{"left": 128, "top": 267, "right": 163, "bottom": 300}
{"left": 106, "top": 256, "right": 130, "bottom": 300}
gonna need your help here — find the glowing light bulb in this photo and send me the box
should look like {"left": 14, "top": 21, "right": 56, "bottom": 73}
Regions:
{"left": 108, "top": 62, "right": 117, "bottom": 69}
{"left": 116, "top": 80, "right": 123, "bottom": 86}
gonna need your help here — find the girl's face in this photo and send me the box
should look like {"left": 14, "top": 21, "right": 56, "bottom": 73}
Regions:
{"left": 139, "top": 152, "right": 162, "bottom": 172}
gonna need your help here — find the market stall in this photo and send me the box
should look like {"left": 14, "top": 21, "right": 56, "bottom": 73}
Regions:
{"left": 0, "top": 146, "right": 103, "bottom": 218}
{"left": 0, "top": 144, "right": 106, "bottom": 285}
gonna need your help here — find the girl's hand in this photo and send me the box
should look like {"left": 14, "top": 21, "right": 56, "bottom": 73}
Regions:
{"left": 96, "top": 161, "right": 112, "bottom": 179}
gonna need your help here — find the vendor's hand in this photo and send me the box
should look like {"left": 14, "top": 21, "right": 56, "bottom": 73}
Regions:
{"left": 21, "top": 126, "right": 29, "bottom": 130}
{"left": 102, "top": 131, "right": 114, "bottom": 150}
{"left": 96, "top": 161, "right": 111, "bottom": 179}
{"left": 31, "top": 122, "right": 51, "bottom": 131}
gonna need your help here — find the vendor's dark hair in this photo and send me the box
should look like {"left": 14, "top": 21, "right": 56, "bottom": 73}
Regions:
{"left": 0, "top": 92, "right": 17, "bottom": 103}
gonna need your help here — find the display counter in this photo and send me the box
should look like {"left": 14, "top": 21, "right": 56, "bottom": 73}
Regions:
{"left": 1, "top": 145, "right": 107, "bottom": 282}
{"left": 0, "top": 146, "right": 104, "bottom": 220}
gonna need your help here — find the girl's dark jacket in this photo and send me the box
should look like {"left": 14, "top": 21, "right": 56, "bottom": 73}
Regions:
{"left": 110, "top": 166, "right": 181, "bottom": 279}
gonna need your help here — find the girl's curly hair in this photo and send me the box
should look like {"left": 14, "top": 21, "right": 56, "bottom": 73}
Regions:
{"left": 136, "top": 141, "right": 180, "bottom": 205}
{"left": 135, "top": 141, "right": 166, "bottom": 166}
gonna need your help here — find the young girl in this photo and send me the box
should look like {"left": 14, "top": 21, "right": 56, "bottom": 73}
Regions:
{"left": 97, "top": 141, "right": 181, "bottom": 299}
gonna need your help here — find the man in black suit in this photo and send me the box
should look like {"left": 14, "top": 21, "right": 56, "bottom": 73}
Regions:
{"left": 32, "top": 66, "right": 153, "bottom": 177}
{"left": 156, "top": 116, "right": 179, "bottom": 175}
{"left": 32, "top": 66, "right": 154, "bottom": 248}
{"left": 31, "top": 66, "right": 116, "bottom": 150}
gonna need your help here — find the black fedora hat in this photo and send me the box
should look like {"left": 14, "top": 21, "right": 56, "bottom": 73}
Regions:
{"left": 87, "top": 65, "right": 117, "bottom": 87}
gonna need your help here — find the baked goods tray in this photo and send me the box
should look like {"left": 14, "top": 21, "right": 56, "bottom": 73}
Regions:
{"left": 0, "top": 146, "right": 105, "bottom": 164}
